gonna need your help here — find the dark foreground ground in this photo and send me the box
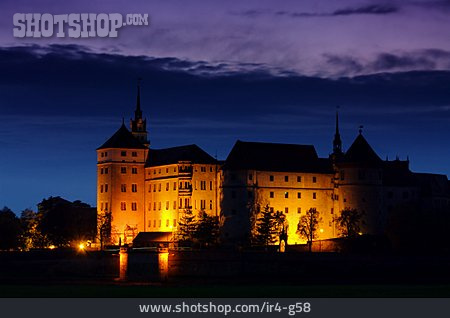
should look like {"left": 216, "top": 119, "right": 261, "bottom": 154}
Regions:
{"left": 2, "top": 249, "right": 450, "bottom": 297}
{"left": 2, "top": 282, "right": 450, "bottom": 298}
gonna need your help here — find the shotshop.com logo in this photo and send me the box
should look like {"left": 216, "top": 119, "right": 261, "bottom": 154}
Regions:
{"left": 13, "top": 13, "right": 149, "bottom": 38}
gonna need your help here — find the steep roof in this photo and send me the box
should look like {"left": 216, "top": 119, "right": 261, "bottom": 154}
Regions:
{"left": 146, "top": 144, "right": 217, "bottom": 167}
{"left": 343, "top": 134, "right": 382, "bottom": 164}
{"left": 97, "top": 123, "right": 147, "bottom": 150}
{"left": 223, "top": 140, "right": 333, "bottom": 173}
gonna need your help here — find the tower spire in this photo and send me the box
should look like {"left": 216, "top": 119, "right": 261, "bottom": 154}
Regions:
{"left": 333, "top": 107, "right": 343, "bottom": 155}
{"left": 135, "top": 78, "right": 142, "bottom": 120}
{"left": 130, "top": 78, "right": 149, "bottom": 148}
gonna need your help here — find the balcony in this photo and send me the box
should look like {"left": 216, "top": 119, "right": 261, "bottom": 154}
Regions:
{"left": 178, "top": 166, "right": 193, "bottom": 177}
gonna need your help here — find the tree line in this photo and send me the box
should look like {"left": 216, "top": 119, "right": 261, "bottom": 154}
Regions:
{"left": 0, "top": 196, "right": 96, "bottom": 251}
{"left": 0, "top": 196, "right": 363, "bottom": 251}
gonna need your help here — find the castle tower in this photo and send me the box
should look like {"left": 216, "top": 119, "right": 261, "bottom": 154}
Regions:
{"left": 335, "top": 129, "right": 385, "bottom": 235}
{"left": 97, "top": 84, "right": 150, "bottom": 245}
{"left": 130, "top": 79, "right": 150, "bottom": 148}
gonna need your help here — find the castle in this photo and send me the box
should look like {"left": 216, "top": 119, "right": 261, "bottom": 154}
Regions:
{"left": 97, "top": 84, "right": 450, "bottom": 246}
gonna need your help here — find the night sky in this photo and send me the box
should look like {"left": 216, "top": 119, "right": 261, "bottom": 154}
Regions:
{"left": 0, "top": 0, "right": 449, "bottom": 213}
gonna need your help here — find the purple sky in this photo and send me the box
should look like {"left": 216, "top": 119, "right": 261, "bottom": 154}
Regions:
{"left": 1, "top": 0, "right": 450, "bottom": 76}
{"left": 0, "top": 0, "right": 450, "bottom": 213}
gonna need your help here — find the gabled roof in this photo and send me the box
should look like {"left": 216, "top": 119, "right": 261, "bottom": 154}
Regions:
{"left": 97, "top": 123, "right": 147, "bottom": 150}
{"left": 223, "top": 140, "right": 333, "bottom": 173}
{"left": 343, "top": 134, "right": 382, "bottom": 164}
{"left": 146, "top": 144, "right": 217, "bottom": 167}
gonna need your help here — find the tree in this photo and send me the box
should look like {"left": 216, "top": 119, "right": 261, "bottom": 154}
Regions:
{"left": 296, "top": 208, "right": 322, "bottom": 252}
{"left": 253, "top": 205, "right": 277, "bottom": 247}
{"left": 0, "top": 207, "right": 23, "bottom": 250}
{"left": 175, "top": 209, "right": 196, "bottom": 245}
{"left": 97, "top": 210, "right": 112, "bottom": 250}
{"left": 193, "top": 210, "right": 220, "bottom": 248}
{"left": 335, "top": 208, "right": 364, "bottom": 238}
{"left": 37, "top": 197, "right": 97, "bottom": 247}
{"left": 273, "top": 210, "right": 288, "bottom": 248}
{"left": 20, "top": 208, "right": 50, "bottom": 250}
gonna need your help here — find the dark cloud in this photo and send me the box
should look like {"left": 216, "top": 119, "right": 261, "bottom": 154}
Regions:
{"left": 236, "top": 4, "right": 399, "bottom": 19}
{"left": 324, "top": 49, "right": 450, "bottom": 75}
{"left": 332, "top": 4, "right": 399, "bottom": 16}
{"left": 1, "top": 44, "right": 450, "bottom": 120}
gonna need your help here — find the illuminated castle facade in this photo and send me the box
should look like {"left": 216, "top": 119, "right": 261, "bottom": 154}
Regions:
{"left": 97, "top": 85, "right": 450, "bottom": 245}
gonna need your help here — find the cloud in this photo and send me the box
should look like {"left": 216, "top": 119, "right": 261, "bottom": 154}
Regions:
{"left": 323, "top": 49, "right": 450, "bottom": 76}
{"left": 235, "top": 4, "right": 399, "bottom": 19}
{"left": 332, "top": 4, "right": 399, "bottom": 16}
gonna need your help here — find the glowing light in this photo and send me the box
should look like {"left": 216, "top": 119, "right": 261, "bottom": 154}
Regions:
{"left": 78, "top": 243, "right": 85, "bottom": 251}
{"left": 48, "top": 245, "right": 56, "bottom": 250}
{"left": 358, "top": 232, "right": 363, "bottom": 236}
{"left": 319, "top": 228, "right": 324, "bottom": 233}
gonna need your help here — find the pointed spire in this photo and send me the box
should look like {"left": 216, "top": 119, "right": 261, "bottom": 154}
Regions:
{"left": 359, "top": 125, "right": 364, "bottom": 135}
{"left": 333, "top": 106, "right": 342, "bottom": 155}
{"left": 135, "top": 77, "right": 142, "bottom": 120}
